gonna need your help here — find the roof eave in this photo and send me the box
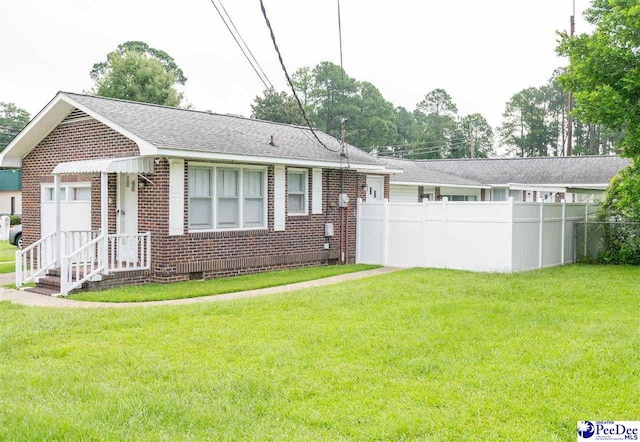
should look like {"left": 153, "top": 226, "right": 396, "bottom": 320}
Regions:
{"left": 390, "top": 180, "right": 490, "bottom": 189}
{"left": 157, "top": 148, "right": 392, "bottom": 171}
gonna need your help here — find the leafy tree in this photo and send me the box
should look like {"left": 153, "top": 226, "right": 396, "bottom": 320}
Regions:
{"left": 0, "top": 103, "right": 30, "bottom": 151}
{"left": 250, "top": 89, "right": 305, "bottom": 125}
{"left": 307, "top": 61, "right": 359, "bottom": 139}
{"left": 557, "top": 0, "right": 640, "bottom": 219}
{"left": 460, "top": 113, "right": 495, "bottom": 158}
{"left": 500, "top": 87, "right": 555, "bottom": 157}
{"left": 90, "top": 41, "right": 187, "bottom": 107}
{"left": 348, "top": 82, "right": 397, "bottom": 149}
{"left": 395, "top": 107, "right": 416, "bottom": 144}
{"left": 412, "top": 89, "right": 463, "bottom": 159}
{"left": 416, "top": 88, "right": 458, "bottom": 117}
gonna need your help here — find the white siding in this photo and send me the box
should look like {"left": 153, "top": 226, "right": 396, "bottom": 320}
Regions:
{"left": 390, "top": 184, "right": 419, "bottom": 203}
{"left": 168, "top": 159, "right": 185, "bottom": 235}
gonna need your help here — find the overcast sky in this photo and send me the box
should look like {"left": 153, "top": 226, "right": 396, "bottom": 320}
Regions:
{"left": 1, "top": 0, "right": 592, "bottom": 130}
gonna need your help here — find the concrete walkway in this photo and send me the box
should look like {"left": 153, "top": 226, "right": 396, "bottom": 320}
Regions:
{"left": 0, "top": 267, "right": 401, "bottom": 309}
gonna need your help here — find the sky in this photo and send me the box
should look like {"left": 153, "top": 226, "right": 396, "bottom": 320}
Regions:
{"left": 1, "top": 0, "right": 593, "bottom": 131}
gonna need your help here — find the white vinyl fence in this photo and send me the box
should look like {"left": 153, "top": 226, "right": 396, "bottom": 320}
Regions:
{"left": 356, "top": 198, "right": 598, "bottom": 272}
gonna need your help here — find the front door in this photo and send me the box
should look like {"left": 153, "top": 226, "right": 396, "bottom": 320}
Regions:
{"left": 366, "top": 176, "right": 384, "bottom": 203}
{"left": 117, "top": 174, "right": 139, "bottom": 263}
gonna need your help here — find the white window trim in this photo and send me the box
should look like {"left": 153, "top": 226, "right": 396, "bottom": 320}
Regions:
{"left": 287, "top": 168, "right": 308, "bottom": 216}
{"left": 187, "top": 163, "right": 268, "bottom": 233}
{"left": 41, "top": 182, "right": 91, "bottom": 204}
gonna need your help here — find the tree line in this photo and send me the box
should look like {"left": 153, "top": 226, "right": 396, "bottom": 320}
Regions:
{"left": 251, "top": 61, "right": 495, "bottom": 159}
{"left": 0, "top": 37, "right": 624, "bottom": 160}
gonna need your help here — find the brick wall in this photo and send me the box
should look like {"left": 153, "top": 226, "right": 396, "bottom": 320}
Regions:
{"left": 151, "top": 161, "right": 366, "bottom": 282}
{"left": 21, "top": 119, "right": 139, "bottom": 245}
{"left": 22, "top": 117, "right": 378, "bottom": 286}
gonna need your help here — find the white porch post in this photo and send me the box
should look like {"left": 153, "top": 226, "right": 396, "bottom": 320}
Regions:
{"left": 54, "top": 174, "right": 62, "bottom": 266}
{"left": 101, "top": 172, "right": 109, "bottom": 274}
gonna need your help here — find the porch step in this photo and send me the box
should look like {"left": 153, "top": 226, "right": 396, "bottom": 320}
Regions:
{"left": 29, "top": 270, "right": 90, "bottom": 296}
{"left": 24, "top": 286, "right": 61, "bottom": 296}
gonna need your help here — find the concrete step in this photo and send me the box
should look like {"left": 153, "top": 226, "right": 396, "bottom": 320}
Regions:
{"left": 37, "top": 275, "right": 61, "bottom": 288}
{"left": 24, "top": 286, "right": 60, "bottom": 296}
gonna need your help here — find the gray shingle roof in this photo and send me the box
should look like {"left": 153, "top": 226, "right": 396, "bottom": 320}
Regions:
{"left": 382, "top": 155, "right": 630, "bottom": 186}
{"left": 64, "top": 93, "right": 384, "bottom": 167}
{"left": 381, "top": 157, "right": 485, "bottom": 186}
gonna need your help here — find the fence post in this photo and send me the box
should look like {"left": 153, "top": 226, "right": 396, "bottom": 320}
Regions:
{"left": 422, "top": 199, "right": 429, "bottom": 267}
{"left": 507, "top": 197, "right": 514, "bottom": 272}
{"left": 442, "top": 197, "right": 449, "bottom": 268}
{"left": 584, "top": 203, "right": 589, "bottom": 257}
{"left": 538, "top": 199, "right": 544, "bottom": 269}
{"left": 560, "top": 199, "right": 566, "bottom": 265}
{"left": 356, "top": 198, "right": 362, "bottom": 264}
{"left": 382, "top": 198, "right": 389, "bottom": 266}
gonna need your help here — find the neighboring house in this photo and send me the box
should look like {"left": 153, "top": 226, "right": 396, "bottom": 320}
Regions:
{"left": 381, "top": 156, "right": 629, "bottom": 203}
{"left": 0, "top": 169, "right": 22, "bottom": 215}
{"left": 0, "top": 92, "right": 397, "bottom": 295}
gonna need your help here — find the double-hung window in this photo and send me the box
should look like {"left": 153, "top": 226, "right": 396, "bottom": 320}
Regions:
{"left": 188, "top": 165, "right": 266, "bottom": 231}
{"left": 217, "top": 168, "right": 240, "bottom": 228}
{"left": 287, "top": 169, "right": 308, "bottom": 215}
{"left": 189, "top": 167, "right": 213, "bottom": 229}
{"left": 243, "top": 170, "right": 264, "bottom": 228}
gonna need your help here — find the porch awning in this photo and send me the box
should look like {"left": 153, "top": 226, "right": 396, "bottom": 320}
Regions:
{"left": 52, "top": 156, "right": 154, "bottom": 175}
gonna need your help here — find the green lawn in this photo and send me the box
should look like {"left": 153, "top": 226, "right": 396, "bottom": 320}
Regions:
{"left": 1, "top": 265, "right": 639, "bottom": 440}
{"left": 0, "top": 241, "right": 16, "bottom": 274}
{"left": 70, "top": 264, "right": 379, "bottom": 302}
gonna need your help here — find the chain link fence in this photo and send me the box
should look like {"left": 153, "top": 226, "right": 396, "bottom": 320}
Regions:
{"left": 575, "top": 221, "right": 640, "bottom": 265}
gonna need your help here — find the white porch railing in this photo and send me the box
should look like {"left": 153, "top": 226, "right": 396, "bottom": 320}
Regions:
{"left": 63, "top": 230, "right": 101, "bottom": 256}
{"left": 60, "top": 234, "right": 105, "bottom": 295}
{"left": 15, "top": 231, "right": 58, "bottom": 288}
{"left": 59, "top": 232, "right": 152, "bottom": 296}
{"left": 16, "top": 230, "right": 152, "bottom": 296}
{"left": 107, "top": 232, "right": 152, "bottom": 272}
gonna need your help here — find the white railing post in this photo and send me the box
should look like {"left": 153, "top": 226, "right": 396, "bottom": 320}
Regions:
{"left": 54, "top": 174, "right": 61, "bottom": 267}
{"left": 60, "top": 256, "right": 68, "bottom": 297}
{"left": 146, "top": 232, "right": 151, "bottom": 269}
{"left": 101, "top": 172, "right": 109, "bottom": 275}
{"left": 15, "top": 249, "right": 22, "bottom": 288}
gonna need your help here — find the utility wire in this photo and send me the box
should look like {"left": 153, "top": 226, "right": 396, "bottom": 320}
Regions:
{"left": 208, "top": 0, "right": 272, "bottom": 92}
{"left": 217, "top": 0, "right": 275, "bottom": 90}
{"left": 207, "top": 0, "right": 332, "bottom": 150}
{"left": 259, "top": 0, "right": 340, "bottom": 153}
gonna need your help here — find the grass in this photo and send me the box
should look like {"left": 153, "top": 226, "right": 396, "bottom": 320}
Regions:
{"left": 1, "top": 264, "right": 639, "bottom": 440}
{"left": 70, "top": 264, "right": 380, "bottom": 302}
{"left": 0, "top": 241, "right": 16, "bottom": 274}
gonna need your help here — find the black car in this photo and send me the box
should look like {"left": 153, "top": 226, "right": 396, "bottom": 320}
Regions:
{"left": 9, "top": 224, "right": 22, "bottom": 249}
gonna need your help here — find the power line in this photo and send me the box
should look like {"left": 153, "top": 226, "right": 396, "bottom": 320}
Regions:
{"left": 208, "top": 0, "right": 271, "bottom": 91}
{"left": 207, "top": 0, "right": 332, "bottom": 150}
{"left": 217, "top": 0, "right": 275, "bottom": 91}
{"left": 258, "top": 0, "right": 340, "bottom": 153}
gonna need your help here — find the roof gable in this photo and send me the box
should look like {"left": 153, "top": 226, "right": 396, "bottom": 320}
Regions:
{"left": 0, "top": 92, "right": 387, "bottom": 170}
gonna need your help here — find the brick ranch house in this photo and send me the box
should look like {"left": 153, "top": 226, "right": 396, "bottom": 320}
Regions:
{"left": 0, "top": 92, "right": 398, "bottom": 296}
